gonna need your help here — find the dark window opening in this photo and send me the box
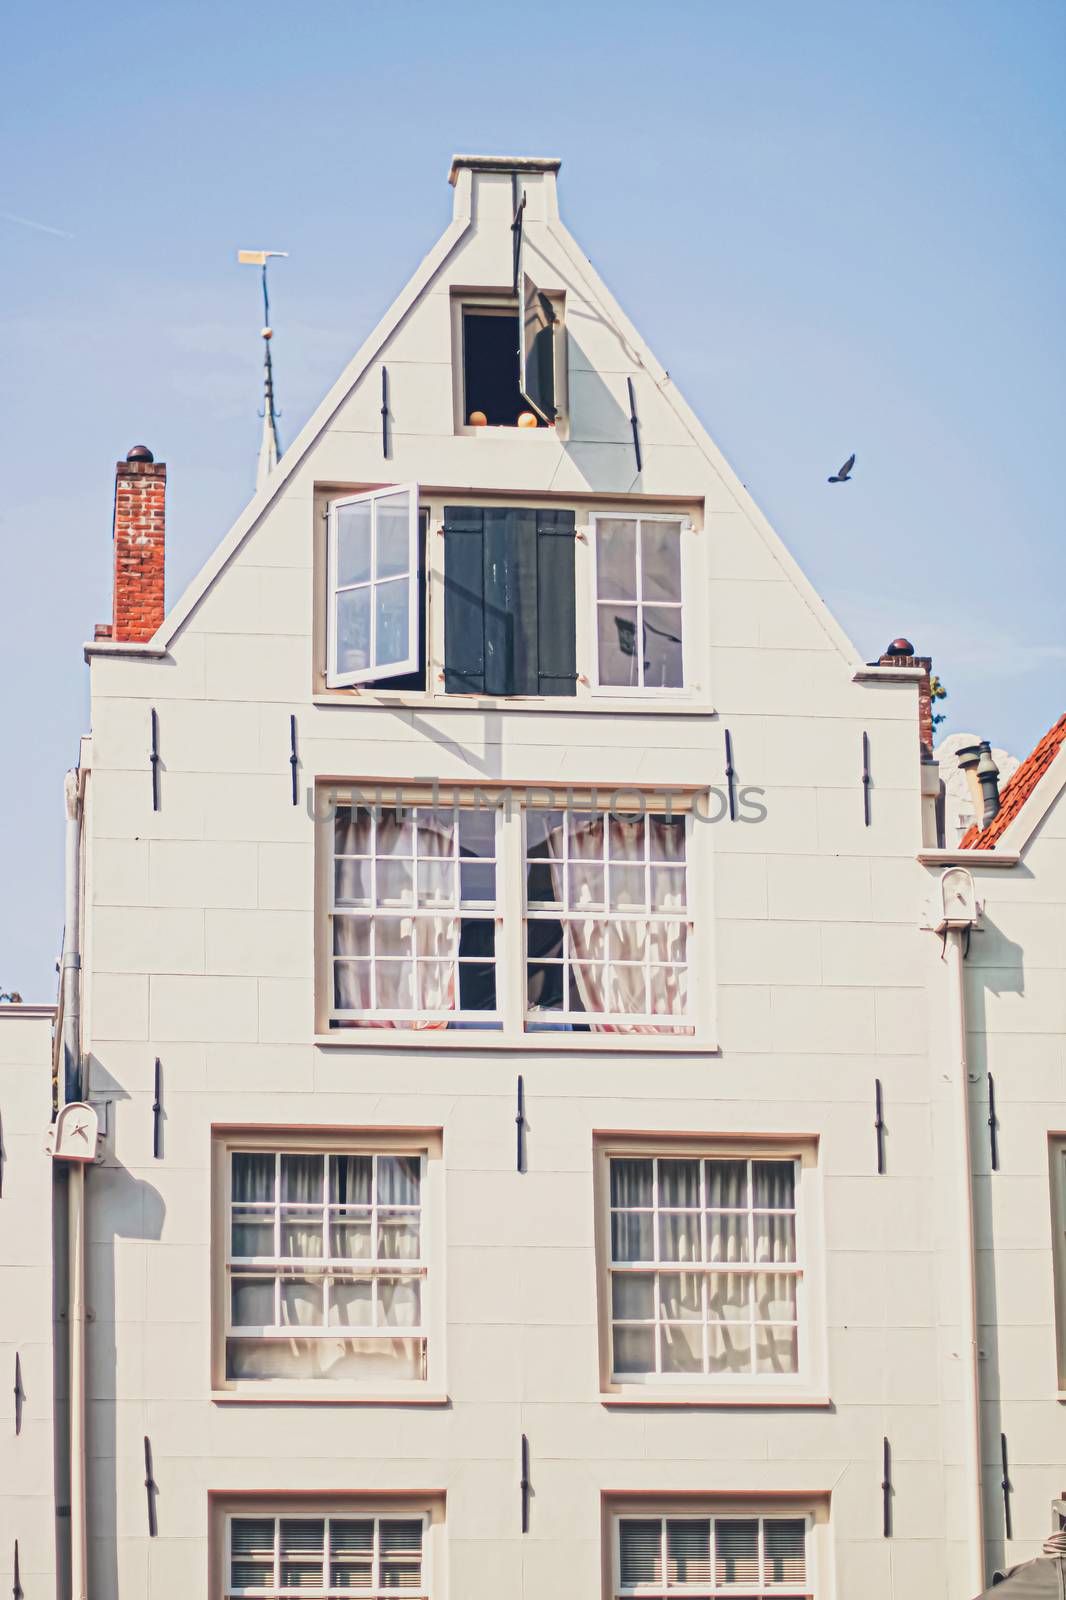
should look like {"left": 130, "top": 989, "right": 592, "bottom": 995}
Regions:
{"left": 462, "top": 310, "right": 524, "bottom": 427}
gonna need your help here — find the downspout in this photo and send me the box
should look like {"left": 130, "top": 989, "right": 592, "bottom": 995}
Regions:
{"left": 934, "top": 872, "right": 985, "bottom": 1594}
{"left": 60, "top": 766, "right": 88, "bottom": 1600}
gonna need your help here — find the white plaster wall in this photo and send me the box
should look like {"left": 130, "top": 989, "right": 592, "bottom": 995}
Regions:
{"left": 75, "top": 162, "right": 958, "bottom": 1598}
{"left": 0, "top": 1010, "right": 58, "bottom": 1597}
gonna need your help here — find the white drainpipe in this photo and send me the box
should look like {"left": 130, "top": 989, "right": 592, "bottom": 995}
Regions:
{"left": 59, "top": 767, "right": 89, "bottom": 1600}
{"left": 934, "top": 871, "right": 985, "bottom": 1593}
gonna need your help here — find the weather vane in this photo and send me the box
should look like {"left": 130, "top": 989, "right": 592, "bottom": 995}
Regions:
{"left": 238, "top": 249, "right": 288, "bottom": 489}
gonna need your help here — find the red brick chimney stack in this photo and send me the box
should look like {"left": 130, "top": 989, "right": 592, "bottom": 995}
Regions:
{"left": 104, "top": 445, "right": 166, "bottom": 643}
{"left": 878, "top": 637, "right": 934, "bottom": 759}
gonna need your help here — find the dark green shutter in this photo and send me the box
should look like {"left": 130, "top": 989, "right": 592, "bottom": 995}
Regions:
{"left": 442, "top": 507, "right": 486, "bottom": 693}
{"left": 444, "top": 506, "right": 576, "bottom": 697}
{"left": 535, "top": 510, "right": 577, "bottom": 695}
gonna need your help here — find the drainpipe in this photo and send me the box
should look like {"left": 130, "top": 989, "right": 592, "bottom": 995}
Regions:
{"left": 61, "top": 769, "right": 83, "bottom": 1103}
{"left": 933, "top": 869, "right": 985, "bottom": 1593}
{"left": 58, "top": 766, "right": 89, "bottom": 1600}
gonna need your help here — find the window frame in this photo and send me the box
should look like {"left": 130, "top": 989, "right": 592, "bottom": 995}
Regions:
{"left": 593, "top": 1136, "right": 825, "bottom": 1402}
{"left": 326, "top": 484, "right": 421, "bottom": 688}
{"left": 609, "top": 1507, "right": 817, "bottom": 1599}
{"left": 588, "top": 513, "right": 691, "bottom": 698}
{"left": 317, "top": 784, "right": 712, "bottom": 1044}
{"left": 209, "top": 1495, "right": 444, "bottom": 1600}
{"left": 314, "top": 490, "right": 710, "bottom": 711}
{"left": 210, "top": 1127, "right": 445, "bottom": 1401}
{"left": 450, "top": 289, "right": 568, "bottom": 437}
{"left": 224, "top": 1510, "right": 430, "bottom": 1598}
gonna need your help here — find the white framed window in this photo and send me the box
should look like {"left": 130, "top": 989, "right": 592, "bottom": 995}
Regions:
{"left": 592, "top": 514, "right": 686, "bottom": 692}
{"left": 613, "top": 1511, "right": 812, "bottom": 1597}
{"left": 331, "top": 801, "right": 500, "bottom": 1028}
{"left": 322, "top": 786, "right": 703, "bottom": 1039}
{"left": 226, "top": 1511, "right": 428, "bottom": 1597}
{"left": 525, "top": 808, "right": 689, "bottom": 1030}
{"left": 326, "top": 484, "right": 419, "bottom": 687}
{"left": 213, "top": 1131, "right": 441, "bottom": 1394}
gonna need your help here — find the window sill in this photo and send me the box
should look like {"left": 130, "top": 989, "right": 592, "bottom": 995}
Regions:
{"left": 315, "top": 1032, "right": 717, "bottom": 1054}
{"left": 211, "top": 1389, "right": 450, "bottom": 1407}
{"left": 601, "top": 1391, "right": 831, "bottom": 1410}
{"left": 313, "top": 691, "right": 715, "bottom": 717}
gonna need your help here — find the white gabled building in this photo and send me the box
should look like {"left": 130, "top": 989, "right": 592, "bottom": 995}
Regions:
{"left": 3, "top": 154, "right": 1063, "bottom": 1600}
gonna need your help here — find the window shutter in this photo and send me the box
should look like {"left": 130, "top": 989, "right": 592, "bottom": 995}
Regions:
{"left": 619, "top": 1519, "right": 662, "bottom": 1586}
{"left": 484, "top": 508, "right": 539, "bottom": 696}
{"left": 443, "top": 507, "right": 486, "bottom": 694}
{"left": 444, "top": 506, "right": 576, "bottom": 698}
{"left": 520, "top": 273, "right": 557, "bottom": 422}
{"left": 667, "top": 1520, "right": 711, "bottom": 1584}
{"left": 714, "top": 1519, "right": 759, "bottom": 1585}
{"left": 536, "top": 510, "right": 577, "bottom": 696}
{"left": 764, "top": 1519, "right": 806, "bottom": 1585}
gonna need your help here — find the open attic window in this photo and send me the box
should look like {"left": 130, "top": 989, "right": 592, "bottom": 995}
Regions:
{"left": 458, "top": 289, "right": 560, "bottom": 431}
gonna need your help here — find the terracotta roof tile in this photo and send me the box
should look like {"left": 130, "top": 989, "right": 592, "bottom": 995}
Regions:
{"left": 959, "top": 711, "right": 1066, "bottom": 849}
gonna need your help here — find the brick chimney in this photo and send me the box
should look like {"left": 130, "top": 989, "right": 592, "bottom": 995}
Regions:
{"left": 878, "top": 637, "right": 934, "bottom": 759}
{"left": 100, "top": 445, "right": 166, "bottom": 643}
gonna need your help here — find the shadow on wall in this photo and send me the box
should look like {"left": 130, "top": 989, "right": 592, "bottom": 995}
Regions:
{"left": 564, "top": 331, "right": 643, "bottom": 494}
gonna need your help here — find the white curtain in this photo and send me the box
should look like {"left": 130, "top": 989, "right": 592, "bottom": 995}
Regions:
{"left": 546, "top": 814, "right": 686, "bottom": 1033}
{"left": 333, "top": 807, "right": 459, "bottom": 1028}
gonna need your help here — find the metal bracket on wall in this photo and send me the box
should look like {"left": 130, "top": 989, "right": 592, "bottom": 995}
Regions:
{"left": 152, "top": 1059, "right": 163, "bottom": 1160}
{"left": 988, "top": 1072, "right": 1000, "bottom": 1171}
{"left": 874, "top": 1079, "right": 886, "bottom": 1174}
{"left": 144, "top": 1435, "right": 159, "bottom": 1536}
{"left": 724, "top": 729, "right": 737, "bottom": 821}
{"left": 12, "top": 1539, "right": 22, "bottom": 1600}
{"left": 150, "top": 707, "right": 161, "bottom": 812}
{"left": 626, "top": 376, "right": 643, "bottom": 474}
{"left": 289, "top": 715, "right": 299, "bottom": 807}
{"left": 520, "top": 1433, "right": 531, "bottom": 1533}
{"left": 862, "top": 731, "right": 872, "bottom": 826}
{"left": 381, "top": 366, "right": 390, "bottom": 458}
{"left": 13, "top": 1353, "right": 23, "bottom": 1436}
{"left": 1000, "top": 1433, "right": 1012, "bottom": 1540}
{"left": 516, "top": 1075, "right": 526, "bottom": 1173}
{"left": 881, "top": 1437, "right": 892, "bottom": 1536}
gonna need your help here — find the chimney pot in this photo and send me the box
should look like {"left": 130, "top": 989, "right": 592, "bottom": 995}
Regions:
{"left": 976, "top": 740, "right": 1001, "bottom": 827}
{"left": 126, "top": 444, "right": 154, "bottom": 463}
{"left": 886, "top": 637, "right": 915, "bottom": 656}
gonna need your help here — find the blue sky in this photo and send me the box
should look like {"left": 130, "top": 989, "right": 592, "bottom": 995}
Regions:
{"left": 2, "top": 0, "right": 1064, "bottom": 999}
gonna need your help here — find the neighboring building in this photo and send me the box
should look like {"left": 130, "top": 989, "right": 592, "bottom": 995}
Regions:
{"left": 2, "top": 155, "right": 1063, "bottom": 1600}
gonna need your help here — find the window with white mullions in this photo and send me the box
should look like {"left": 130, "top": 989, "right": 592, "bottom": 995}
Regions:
{"left": 331, "top": 804, "right": 500, "bottom": 1028}
{"left": 327, "top": 484, "right": 420, "bottom": 686}
{"left": 227, "top": 1513, "right": 427, "bottom": 1598}
{"left": 615, "top": 1514, "right": 809, "bottom": 1597}
{"left": 525, "top": 809, "right": 690, "bottom": 1032}
{"left": 595, "top": 516, "right": 685, "bottom": 690}
{"left": 608, "top": 1156, "right": 800, "bottom": 1378}
{"left": 226, "top": 1150, "right": 426, "bottom": 1381}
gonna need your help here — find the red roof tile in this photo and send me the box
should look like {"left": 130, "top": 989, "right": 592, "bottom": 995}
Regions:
{"left": 960, "top": 712, "right": 1066, "bottom": 849}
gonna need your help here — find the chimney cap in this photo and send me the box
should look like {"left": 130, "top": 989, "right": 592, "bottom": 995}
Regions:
{"left": 126, "top": 444, "right": 154, "bottom": 463}
{"left": 885, "top": 636, "right": 915, "bottom": 656}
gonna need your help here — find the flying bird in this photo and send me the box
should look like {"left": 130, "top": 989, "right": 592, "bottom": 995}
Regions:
{"left": 828, "top": 453, "right": 855, "bottom": 483}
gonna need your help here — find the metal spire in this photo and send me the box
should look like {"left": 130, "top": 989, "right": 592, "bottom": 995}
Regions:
{"left": 238, "top": 249, "right": 288, "bottom": 489}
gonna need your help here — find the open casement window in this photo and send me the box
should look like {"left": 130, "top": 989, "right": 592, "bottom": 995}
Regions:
{"left": 224, "top": 1148, "right": 427, "bottom": 1385}
{"left": 226, "top": 1512, "right": 428, "bottom": 1598}
{"left": 327, "top": 485, "right": 419, "bottom": 687}
{"left": 594, "top": 515, "right": 686, "bottom": 691}
{"left": 613, "top": 1513, "right": 811, "bottom": 1597}
{"left": 516, "top": 217, "right": 557, "bottom": 422}
{"left": 443, "top": 505, "right": 577, "bottom": 697}
{"left": 606, "top": 1155, "right": 801, "bottom": 1382}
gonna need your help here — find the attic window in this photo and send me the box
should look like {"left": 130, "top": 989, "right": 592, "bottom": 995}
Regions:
{"left": 459, "top": 291, "right": 559, "bottom": 429}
